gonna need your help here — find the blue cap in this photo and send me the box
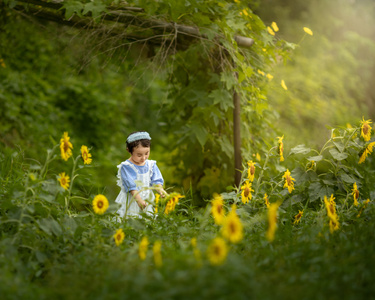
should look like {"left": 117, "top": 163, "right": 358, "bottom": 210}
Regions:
{"left": 126, "top": 132, "right": 151, "bottom": 143}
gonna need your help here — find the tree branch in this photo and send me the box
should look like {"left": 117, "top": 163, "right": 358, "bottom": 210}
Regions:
{"left": 12, "top": 0, "right": 254, "bottom": 49}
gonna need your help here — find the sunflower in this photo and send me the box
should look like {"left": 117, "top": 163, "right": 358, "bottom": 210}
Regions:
{"left": 60, "top": 132, "right": 73, "bottom": 161}
{"left": 80, "top": 145, "right": 92, "bottom": 165}
{"left": 329, "top": 219, "right": 339, "bottom": 233}
{"left": 92, "top": 194, "right": 109, "bottom": 215}
{"left": 264, "top": 193, "right": 270, "bottom": 208}
{"left": 277, "top": 135, "right": 285, "bottom": 161}
{"left": 267, "top": 26, "right": 275, "bottom": 36}
{"left": 352, "top": 183, "right": 359, "bottom": 206}
{"left": 303, "top": 27, "right": 313, "bottom": 36}
{"left": 113, "top": 228, "right": 125, "bottom": 246}
{"left": 241, "top": 181, "right": 254, "bottom": 204}
{"left": 258, "top": 69, "right": 265, "bottom": 76}
{"left": 153, "top": 240, "right": 162, "bottom": 267}
{"left": 358, "top": 142, "right": 375, "bottom": 164}
{"left": 58, "top": 172, "right": 70, "bottom": 190}
{"left": 324, "top": 195, "right": 339, "bottom": 233}
{"left": 282, "top": 169, "right": 295, "bottom": 193}
{"left": 271, "top": 21, "right": 279, "bottom": 32}
{"left": 307, "top": 160, "right": 316, "bottom": 170}
{"left": 293, "top": 210, "right": 303, "bottom": 225}
{"left": 266, "top": 202, "right": 280, "bottom": 242}
{"left": 154, "top": 193, "right": 160, "bottom": 214}
{"left": 164, "top": 193, "right": 184, "bottom": 214}
{"left": 247, "top": 160, "right": 256, "bottom": 182}
{"left": 138, "top": 236, "right": 149, "bottom": 260}
{"left": 281, "top": 80, "right": 288, "bottom": 91}
{"left": 207, "top": 237, "right": 228, "bottom": 266}
{"left": 357, "top": 199, "right": 371, "bottom": 218}
{"left": 221, "top": 205, "right": 243, "bottom": 243}
{"left": 211, "top": 193, "right": 225, "bottom": 225}
{"left": 360, "top": 117, "right": 372, "bottom": 142}
{"left": 324, "top": 194, "right": 337, "bottom": 220}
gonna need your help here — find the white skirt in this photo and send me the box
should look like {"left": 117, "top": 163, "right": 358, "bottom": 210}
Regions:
{"left": 115, "top": 190, "right": 154, "bottom": 220}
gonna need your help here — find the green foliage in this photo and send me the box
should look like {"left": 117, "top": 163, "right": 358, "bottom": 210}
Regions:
{"left": 1, "top": 135, "right": 375, "bottom": 299}
{"left": 62, "top": 0, "right": 107, "bottom": 19}
{"left": 1, "top": 0, "right": 295, "bottom": 198}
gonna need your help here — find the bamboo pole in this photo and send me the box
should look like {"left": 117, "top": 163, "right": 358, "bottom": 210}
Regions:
{"left": 233, "top": 74, "right": 242, "bottom": 188}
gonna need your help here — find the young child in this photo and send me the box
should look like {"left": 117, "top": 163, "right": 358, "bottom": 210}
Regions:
{"left": 115, "top": 131, "right": 166, "bottom": 219}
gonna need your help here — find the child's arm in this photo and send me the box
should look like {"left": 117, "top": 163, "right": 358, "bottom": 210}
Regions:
{"left": 130, "top": 190, "right": 148, "bottom": 209}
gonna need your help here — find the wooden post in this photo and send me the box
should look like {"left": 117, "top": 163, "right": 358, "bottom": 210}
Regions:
{"left": 233, "top": 80, "right": 242, "bottom": 187}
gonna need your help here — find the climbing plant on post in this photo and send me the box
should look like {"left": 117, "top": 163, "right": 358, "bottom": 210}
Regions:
{"left": 6, "top": 0, "right": 292, "bottom": 197}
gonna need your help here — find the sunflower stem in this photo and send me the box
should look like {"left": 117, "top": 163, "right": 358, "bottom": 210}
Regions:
{"left": 255, "top": 146, "right": 276, "bottom": 196}
{"left": 40, "top": 143, "right": 59, "bottom": 179}
{"left": 66, "top": 154, "right": 80, "bottom": 213}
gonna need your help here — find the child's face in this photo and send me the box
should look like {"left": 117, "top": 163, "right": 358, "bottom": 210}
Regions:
{"left": 129, "top": 145, "right": 150, "bottom": 166}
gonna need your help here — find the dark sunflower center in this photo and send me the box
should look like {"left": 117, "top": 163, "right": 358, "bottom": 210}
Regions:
{"left": 250, "top": 166, "right": 255, "bottom": 176}
{"left": 229, "top": 221, "right": 236, "bottom": 234}
{"left": 244, "top": 187, "right": 250, "bottom": 197}
{"left": 363, "top": 124, "right": 369, "bottom": 135}
{"left": 63, "top": 141, "right": 70, "bottom": 152}
{"left": 217, "top": 205, "right": 222, "bottom": 214}
{"left": 355, "top": 190, "right": 359, "bottom": 199}
{"left": 214, "top": 245, "right": 221, "bottom": 256}
{"left": 97, "top": 200, "right": 103, "bottom": 208}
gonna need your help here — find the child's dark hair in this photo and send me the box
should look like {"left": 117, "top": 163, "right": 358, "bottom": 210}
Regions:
{"left": 126, "top": 131, "right": 151, "bottom": 154}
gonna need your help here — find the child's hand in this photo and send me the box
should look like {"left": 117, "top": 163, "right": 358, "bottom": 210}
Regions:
{"left": 156, "top": 185, "right": 168, "bottom": 198}
{"left": 137, "top": 200, "right": 147, "bottom": 209}
{"left": 157, "top": 189, "right": 167, "bottom": 198}
{"left": 160, "top": 189, "right": 167, "bottom": 198}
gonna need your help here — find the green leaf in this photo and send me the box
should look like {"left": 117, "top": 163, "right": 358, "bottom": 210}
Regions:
{"left": 50, "top": 219, "right": 62, "bottom": 236}
{"left": 62, "top": 0, "right": 84, "bottom": 19}
{"left": 37, "top": 218, "right": 52, "bottom": 236}
{"left": 340, "top": 173, "right": 356, "bottom": 184}
{"left": 83, "top": 2, "right": 106, "bottom": 19}
{"left": 200, "top": 28, "right": 217, "bottom": 41}
{"left": 308, "top": 155, "right": 323, "bottom": 162}
{"left": 290, "top": 144, "right": 311, "bottom": 155}
{"left": 191, "top": 124, "right": 208, "bottom": 147}
{"left": 238, "top": 71, "right": 246, "bottom": 84}
{"left": 35, "top": 251, "right": 48, "bottom": 263}
{"left": 37, "top": 218, "right": 62, "bottom": 236}
{"left": 281, "top": 194, "right": 304, "bottom": 207}
{"left": 329, "top": 149, "right": 348, "bottom": 161}
{"left": 208, "top": 89, "right": 233, "bottom": 111}
{"left": 8, "top": 0, "right": 18, "bottom": 9}
{"left": 308, "top": 181, "right": 334, "bottom": 202}
{"left": 333, "top": 141, "right": 345, "bottom": 153}
{"left": 244, "top": 66, "right": 253, "bottom": 78}
{"left": 220, "top": 71, "right": 237, "bottom": 90}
